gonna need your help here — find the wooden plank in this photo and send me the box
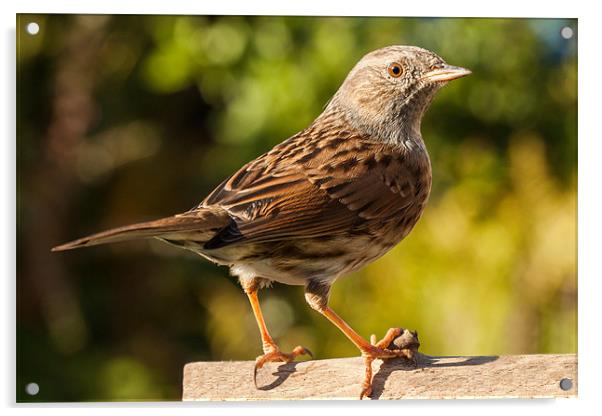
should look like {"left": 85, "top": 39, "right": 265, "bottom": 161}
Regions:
{"left": 182, "top": 353, "right": 577, "bottom": 401}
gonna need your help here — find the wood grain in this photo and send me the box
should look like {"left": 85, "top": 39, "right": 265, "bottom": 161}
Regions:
{"left": 182, "top": 353, "right": 577, "bottom": 401}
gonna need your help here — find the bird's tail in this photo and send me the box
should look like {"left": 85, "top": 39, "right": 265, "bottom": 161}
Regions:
{"left": 51, "top": 206, "right": 231, "bottom": 252}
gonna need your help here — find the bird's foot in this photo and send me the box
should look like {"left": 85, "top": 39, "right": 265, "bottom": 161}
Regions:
{"left": 254, "top": 344, "right": 313, "bottom": 387}
{"left": 359, "top": 327, "right": 420, "bottom": 400}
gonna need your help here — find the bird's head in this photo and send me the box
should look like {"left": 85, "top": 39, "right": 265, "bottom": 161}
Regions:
{"left": 325, "top": 45, "right": 471, "bottom": 145}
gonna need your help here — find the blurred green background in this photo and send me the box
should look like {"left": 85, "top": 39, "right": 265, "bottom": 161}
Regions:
{"left": 16, "top": 15, "right": 577, "bottom": 402}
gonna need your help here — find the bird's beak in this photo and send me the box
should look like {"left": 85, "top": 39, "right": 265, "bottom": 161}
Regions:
{"left": 421, "top": 64, "right": 472, "bottom": 83}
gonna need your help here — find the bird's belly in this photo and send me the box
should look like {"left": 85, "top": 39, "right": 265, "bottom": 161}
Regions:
{"left": 242, "top": 237, "right": 399, "bottom": 285}
{"left": 205, "top": 237, "right": 363, "bottom": 286}
{"left": 200, "top": 209, "right": 424, "bottom": 287}
{"left": 230, "top": 262, "right": 309, "bottom": 286}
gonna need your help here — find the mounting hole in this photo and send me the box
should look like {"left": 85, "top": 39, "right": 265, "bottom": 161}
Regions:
{"left": 560, "top": 26, "right": 574, "bottom": 40}
{"left": 25, "top": 382, "right": 39, "bottom": 396}
{"left": 26, "top": 22, "right": 40, "bottom": 35}
{"left": 559, "top": 378, "right": 573, "bottom": 391}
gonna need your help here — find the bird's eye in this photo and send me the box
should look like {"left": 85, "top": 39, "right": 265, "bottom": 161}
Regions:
{"left": 387, "top": 62, "right": 404, "bottom": 78}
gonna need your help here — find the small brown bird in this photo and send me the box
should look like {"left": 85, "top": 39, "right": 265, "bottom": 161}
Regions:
{"left": 52, "top": 45, "right": 470, "bottom": 398}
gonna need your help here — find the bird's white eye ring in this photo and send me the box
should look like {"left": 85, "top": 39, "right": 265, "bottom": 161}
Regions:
{"left": 387, "top": 62, "right": 404, "bottom": 78}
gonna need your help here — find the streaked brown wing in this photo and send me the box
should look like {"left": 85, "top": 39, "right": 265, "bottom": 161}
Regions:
{"left": 200, "top": 131, "right": 424, "bottom": 248}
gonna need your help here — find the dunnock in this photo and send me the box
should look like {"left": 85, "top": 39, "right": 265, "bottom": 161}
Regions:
{"left": 53, "top": 45, "right": 470, "bottom": 398}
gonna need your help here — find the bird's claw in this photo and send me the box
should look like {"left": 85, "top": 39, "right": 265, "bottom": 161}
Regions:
{"left": 359, "top": 327, "right": 420, "bottom": 400}
{"left": 253, "top": 345, "right": 313, "bottom": 388}
{"left": 360, "top": 383, "right": 372, "bottom": 400}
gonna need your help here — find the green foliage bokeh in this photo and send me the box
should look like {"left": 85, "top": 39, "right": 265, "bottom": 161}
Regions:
{"left": 17, "top": 15, "right": 576, "bottom": 401}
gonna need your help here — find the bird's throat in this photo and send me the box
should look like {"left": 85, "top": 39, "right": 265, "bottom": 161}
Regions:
{"left": 321, "top": 86, "right": 436, "bottom": 150}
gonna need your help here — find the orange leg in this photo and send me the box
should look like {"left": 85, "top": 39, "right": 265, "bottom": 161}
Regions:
{"left": 245, "top": 285, "right": 312, "bottom": 387}
{"left": 305, "top": 281, "right": 417, "bottom": 399}
{"left": 320, "top": 306, "right": 402, "bottom": 358}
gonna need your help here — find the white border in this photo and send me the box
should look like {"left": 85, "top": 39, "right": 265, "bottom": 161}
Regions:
{"left": 3, "top": 1, "right": 600, "bottom": 415}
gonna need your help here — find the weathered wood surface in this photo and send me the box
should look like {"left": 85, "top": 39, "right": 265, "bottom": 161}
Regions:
{"left": 182, "top": 353, "right": 577, "bottom": 401}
